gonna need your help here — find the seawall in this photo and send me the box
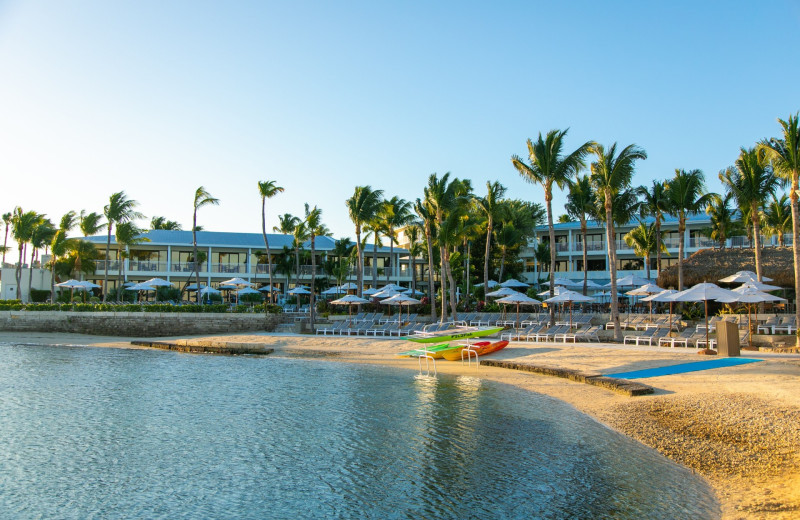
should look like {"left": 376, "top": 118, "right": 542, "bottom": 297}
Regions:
{"left": 0, "top": 311, "right": 280, "bottom": 337}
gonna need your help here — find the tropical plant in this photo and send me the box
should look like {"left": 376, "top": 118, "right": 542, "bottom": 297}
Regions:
{"left": 703, "top": 193, "right": 744, "bottom": 248}
{"left": 10, "top": 208, "right": 43, "bottom": 301}
{"left": 533, "top": 240, "right": 550, "bottom": 283}
{"left": 258, "top": 180, "right": 284, "bottom": 303}
{"left": 473, "top": 181, "right": 507, "bottom": 293}
{"left": 405, "top": 224, "right": 424, "bottom": 294}
{"left": 79, "top": 210, "right": 106, "bottom": 237}
{"left": 512, "top": 129, "right": 593, "bottom": 325}
{"left": 763, "top": 194, "right": 792, "bottom": 246}
{"left": 413, "top": 198, "right": 437, "bottom": 320}
{"left": 346, "top": 186, "right": 384, "bottom": 297}
{"left": 565, "top": 175, "right": 595, "bottom": 294}
{"left": 330, "top": 238, "right": 355, "bottom": 289}
{"left": 665, "top": 168, "right": 713, "bottom": 291}
{"left": 379, "top": 196, "right": 413, "bottom": 284}
{"left": 191, "top": 187, "right": 219, "bottom": 302}
{"left": 759, "top": 113, "right": 800, "bottom": 343}
{"left": 65, "top": 239, "right": 100, "bottom": 281}
{"left": 636, "top": 180, "right": 669, "bottom": 273}
{"left": 2, "top": 212, "right": 11, "bottom": 264}
{"left": 292, "top": 220, "right": 309, "bottom": 287}
{"left": 720, "top": 147, "right": 781, "bottom": 281}
{"left": 48, "top": 211, "right": 77, "bottom": 301}
{"left": 114, "top": 221, "right": 150, "bottom": 301}
{"left": 590, "top": 142, "right": 648, "bottom": 340}
{"left": 150, "top": 216, "right": 182, "bottom": 230}
{"left": 304, "top": 204, "right": 325, "bottom": 329}
{"left": 273, "top": 213, "right": 300, "bottom": 235}
{"left": 623, "top": 222, "right": 665, "bottom": 280}
{"left": 102, "top": 192, "right": 143, "bottom": 302}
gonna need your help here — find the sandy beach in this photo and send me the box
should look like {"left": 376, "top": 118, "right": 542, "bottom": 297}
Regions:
{"left": 3, "top": 331, "right": 799, "bottom": 520}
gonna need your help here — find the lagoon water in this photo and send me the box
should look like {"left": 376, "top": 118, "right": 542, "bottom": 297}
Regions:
{"left": 0, "top": 344, "right": 719, "bottom": 519}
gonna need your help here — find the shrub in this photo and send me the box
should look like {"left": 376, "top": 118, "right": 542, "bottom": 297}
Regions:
{"left": 30, "top": 289, "right": 51, "bottom": 303}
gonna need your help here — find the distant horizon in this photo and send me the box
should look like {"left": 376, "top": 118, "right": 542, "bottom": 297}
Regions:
{"left": 2, "top": 1, "right": 799, "bottom": 260}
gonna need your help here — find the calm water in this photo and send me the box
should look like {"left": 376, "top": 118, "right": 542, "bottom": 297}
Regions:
{"left": 0, "top": 344, "right": 719, "bottom": 519}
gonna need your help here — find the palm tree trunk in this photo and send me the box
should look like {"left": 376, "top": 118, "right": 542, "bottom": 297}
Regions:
{"left": 499, "top": 249, "right": 506, "bottom": 281}
{"left": 484, "top": 218, "right": 492, "bottom": 290}
{"left": 605, "top": 195, "right": 621, "bottom": 341}
{"left": 424, "top": 225, "right": 436, "bottom": 320}
{"left": 439, "top": 245, "right": 448, "bottom": 322}
{"left": 446, "top": 249, "right": 457, "bottom": 321}
{"left": 678, "top": 217, "right": 685, "bottom": 290}
{"left": 410, "top": 255, "right": 416, "bottom": 294}
{"left": 295, "top": 248, "right": 300, "bottom": 288}
{"left": 355, "top": 227, "right": 363, "bottom": 297}
{"left": 27, "top": 247, "right": 35, "bottom": 303}
{"left": 546, "top": 189, "right": 556, "bottom": 326}
{"left": 2, "top": 225, "right": 8, "bottom": 264}
{"left": 655, "top": 217, "right": 662, "bottom": 274}
{"left": 581, "top": 218, "right": 588, "bottom": 295}
{"left": 790, "top": 171, "right": 800, "bottom": 347}
{"left": 388, "top": 237, "right": 393, "bottom": 284}
{"left": 15, "top": 244, "right": 23, "bottom": 300}
{"left": 372, "top": 237, "right": 378, "bottom": 287}
{"left": 193, "top": 211, "right": 200, "bottom": 304}
{"left": 262, "top": 198, "right": 274, "bottom": 304}
{"left": 310, "top": 236, "right": 316, "bottom": 329}
{"left": 102, "top": 224, "right": 112, "bottom": 303}
{"left": 50, "top": 259, "right": 56, "bottom": 303}
{"left": 645, "top": 254, "right": 651, "bottom": 280}
{"left": 752, "top": 203, "right": 763, "bottom": 282}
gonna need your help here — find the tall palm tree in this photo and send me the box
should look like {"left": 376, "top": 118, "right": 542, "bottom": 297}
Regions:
{"left": 636, "top": 180, "right": 669, "bottom": 274}
{"left": 565, "top": 175, "right": 595, "bottom": 295}
{"left": 2, "top": 212, "right": 11, "bottom": 265}
{"left": 331, "top": 238, "right": 354, "bottom": 289}
{"left": 115, "top": 221, "right": 150, "bottom": 301}
{"left": 192, "top": 187, "right": 219, "bottom": 303}
{"left": 103, "top": 192, "right": 143, "bottom": 302}
{"left": 590, "top": 143, "right": 648, "bottom": 340}
{"left": 512, "top": 129, "right": 593, "bottom": 325}
{"left": 623, "top": 222, "right": 664, "bottom": 280}
{"left": 291, "top": 221, "right": 309, "bottom": 287}
{"left": 275, "top": 246, "right": 295, "bottom": 294}
{"left": 150, "top": 216, "right": 182, "bottom": 230}
{"left": 304, "top": 204, "right": 325, "bottom": 329}
{"left": 273, "top": 213, "right": 300, "bottom": 235}
{"left": 48, "top": 212, "right": 77, "bottom": 301}
{"left": 257, "top": 180, "right": 284, "bottom": 303}
{"left": 364, "top": 219, "right": 384, "bottom": 288}
{"left": 760, "top": 113, "right": 800, "bottom": 344}
{"left": 704, "top": 193, "right": 743, "bottom": 248}
{"left": 720, "top": 147, "right": 781, "bottom": 281}
{"left": 405, "top": 224, "right": 424, "bottom": 295}
{"left": 664, "top": 169, "right": 713, "bottom": 291}
{"left": 346, "top": 186, "right": 384, "bottom": 297}
{"left": 413, "top": 198, "right": 437, "bottom": 320}
{"left": 474, "top": 181, "right": 507, "bottom": 292}
{"left": 764, "top": 194, "right": 792, "bottom": 247}
{"left": 11, "top": 208, "right": 41, "bottom": 301}
{"left": 66, "top": 240, "right": 100, "bottom": 283}
{"left": 79, "top": 210, "right": 106, "bottom": 237}
{"left": 27, "top": 216, "right": 55, "bottom": 302}
{"left": 380, "top": 196, "right": 413, "bottom": 284}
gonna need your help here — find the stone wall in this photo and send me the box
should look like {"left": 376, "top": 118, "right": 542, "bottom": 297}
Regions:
{"left": 0, "top": 311, "right": 281, "bottom": 337}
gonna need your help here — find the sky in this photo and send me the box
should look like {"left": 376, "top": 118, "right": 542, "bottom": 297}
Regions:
{"left": 1, "top": 1, "right": 799, "bottom": 259}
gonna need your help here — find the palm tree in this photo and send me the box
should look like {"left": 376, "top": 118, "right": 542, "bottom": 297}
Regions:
{"left": 330, "top": 238, "right": 354, "bottom": 289}
{"left": 764, "top": 194, "right": 792, "bottom": 247}
{"left": 11, "top": 208, "right": 41, "bottom": 301}
{"left": 65, "top": 240, "right": 100, "bottom": 283}
{"left": 665, "top": 169, "right": 713, "bottom": 290}
{"left": 27, "top": 216, "right": 55, "bottom": 302}
{"left": 275, "top": 246, "right": 295, "bottom": 294}
{"left": 760, "top": 113, "right": 800, "bottom": 344}
{"left": 292, "top": 221, "right": 309, "bottom": 287}
{"left": 704, "top": 193, "right": 743, "bottom": 248}
{"left": 720, "top": 147, "right": 781, "bottom": 281}
{"left": 565, "top": 175, "right": 595, "bottom": 294}
{"left": 79, "top": 210, "right": 106, "bottom": 237}
{"left": 590, "top": 143, "right": 648, "bottom": 340}
{"left": 346, "top": 186, "right": 384, "bottom": 297}
{"left": 150, "top": 216, "right": 182, "bottom": 230}
{"left": 115, "top": 222, "right": 150, "bottom": 301}
{"left": 192, "top": 187, "right": 219, "bottom": 303}
{"left": 2, "top": 212, "right": 11, "bottom": 265}
{"left": 48, "top": 212, "right": 77, "bottom": 301}
{"left": 380, "top": 196, "right": 413, "bottom": 284}
{"left": 636, "top": 180, "right": 669, "bottom": 274}
{"left": 413, "top": 198, "right": 437, "bottom": 320}
{"left": 364, "top": 219, "right": 384, "bottom": 288}
{"left": 623, "top": 222, "right": 664, "bottom": 280}
{"left": 405, "top": 224, "right": 424, "bottom": 295}
{"left": 102, "top": 192, "right": 143, "bottom": 302}
{"left": 474, "top": 181, "right": 507, "bottom": 293}
{"left": 512, "top": 129, "right": 593, "bottom": 325}
{"left": 257, "top": 180, "right": 284, "bottom": 303}
{"left": 273, "top": 213, "right": 300, "bottom": 235}
{"left": 533, "top": 241, "right": 550, "bottom": 285}
{"left": 304, "top": 204, "right": 325, "bottom": 329}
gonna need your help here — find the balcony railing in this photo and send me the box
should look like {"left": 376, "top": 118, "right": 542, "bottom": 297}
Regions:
{"left": 128, "top": 261, "right": 167, "bottom": 272}
{"left": 210, "top": 263, "right": 246, "bottom": 274}
{"left": 662, "top": 238, "right": 682, "bottom": 249}
{"left": 171, "top": 262, "right": 198, "bottom": 273}
{"left": 688, "top": 237, "right": 717, "bottom": 249}
{"left": 572, "top": 242, "right": 605, "bottom": 252}
{"left": 95, "top": 260, "right": 121, "bottom": 271}
{"left": 254, "top": 264, "right": 277, "bottom": 275}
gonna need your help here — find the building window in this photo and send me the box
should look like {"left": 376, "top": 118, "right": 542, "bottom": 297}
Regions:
{"left": 575, "top": 259, "right": 606, "bottom": 271}
{"left": 617, "top": 258, "right": 644, "bottom": 271}
{"left": 554, "top": 260, "right": 570, "bottom": 272}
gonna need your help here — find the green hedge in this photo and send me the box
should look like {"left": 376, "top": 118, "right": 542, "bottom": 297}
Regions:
{"left": 0, "top": 303, "right": 283, "bottom": 314}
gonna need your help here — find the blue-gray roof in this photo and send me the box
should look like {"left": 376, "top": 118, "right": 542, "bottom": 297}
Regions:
{"left": 83, "top": 229, "right": 405, "bottom": 253}
{"left": 537, "top": 212, "right": 712, "bottom": 232}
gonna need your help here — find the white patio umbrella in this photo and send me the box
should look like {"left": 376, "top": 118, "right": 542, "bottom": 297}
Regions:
{"left": 486, "top": 287, "right": 523, "bottom": 298}
{"left": 258, "top": 285, "right": 280, "bottom": 292}
{"left": 362, "top": 287, "right": 381, "bottom": 296}
{"left": 736, "top": 280, "right": 782, "bottom": 292}
{"left": 642, "top": 289, "right": 679, "bottom": 332}
{"left": 55, "top": 279, "right": 86, "bottom": 302}
{"left": 402, "top": 288, "right": 425, "bottom": 297}
{"left": 670, "top": 282, "right": 740, "bottom": 349}
{"left": 372, "top": 287, "right": 401, "bottom": 299}
{"left": 339, "top": 282, "right": 358, "bottom": 291}
{"left": 543, "top": 277, "right": 578, "bottom": 287}
{"left": 475, "top": 280, "right": 499, "bottom": 288}
{"left": 219, "top": 277, "right": 253, "bottom": 287}
{"left": 718, "top": 270, "right": 773, "bottom": 283}
{"left": 500, "top": 278, "right": 530, "bottom": 289}
{"left": 236, "top": 287, "right": 261, "bottom": 296}
{"left": 538, "top": 286, "right": 571, "bottom": 297}
{"left": 144, "top": 278, "right": 172, "bottom": 302}
{"left": 717, "top": 284, "right": 787, "bottom": 335}
{"left": 330, "top": 294, "right": 371, "bottom": 323}
{"left": 126, "top": 282, "right": 156, "bottom": 303}
{"left": 288, "top": 286, "right": 311, "bottom": 309}
{"left": 379, "top": 293, "right": 421, "bottom": 323}
{"left": 626, "top": 283, "right": 664, "bottom": 319}
{"left": 321, "top": 286, "right": 345, "bottom": 296}
{"left": 380, "top": 283, "right": 406, "bottom": 291}
{"left": 607, "top": 274, "right": 651, "bottom": 288}
{"left": 543, "top": 290, "right": 593, "bottom": 328}
{"left": 496, "top": 293, "right": 541, "bottom": 327}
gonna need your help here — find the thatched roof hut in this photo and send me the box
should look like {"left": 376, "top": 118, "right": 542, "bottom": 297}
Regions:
{"left": 656, "top": 247, "right": 796, "bottom": 289}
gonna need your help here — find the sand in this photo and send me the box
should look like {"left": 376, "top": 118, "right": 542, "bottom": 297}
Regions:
{"left": 2, "top": 331, "right": 799, "bottom": 519}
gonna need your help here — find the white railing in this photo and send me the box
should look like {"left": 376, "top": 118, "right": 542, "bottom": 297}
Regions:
{"left": 128, "top": 261, "right": 167, "bottom": 272}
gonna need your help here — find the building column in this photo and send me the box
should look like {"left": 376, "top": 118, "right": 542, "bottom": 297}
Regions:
{"left": 166, "top": 245, "right": 171, "bottom": 282}
{"left": 207, "top": 246, "right": 212, "bottom": 287}
{"left": 247, "top": 247, "right": 252, "bottom": 282}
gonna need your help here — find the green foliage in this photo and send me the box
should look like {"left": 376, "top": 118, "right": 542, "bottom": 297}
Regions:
{"left": 679, "top": 302, "right": 703, "bottom": 320}
{"left": 29, "top": 289, "right": 51, "bottom": 302}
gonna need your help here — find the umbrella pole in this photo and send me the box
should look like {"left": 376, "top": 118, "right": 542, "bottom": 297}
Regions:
{"left": 570, "top": 302, "right": 573, "bottom": 329}
{"left": 705, "top": 299, "right": 709, "bottom": 350}
{"left": 669, "top": 301, "right": 673, "bottom": 333}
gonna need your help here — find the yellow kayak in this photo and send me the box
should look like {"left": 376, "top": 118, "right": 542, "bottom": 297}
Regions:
{"left": 441, "top": 341, "right": 490, "bottom": 361}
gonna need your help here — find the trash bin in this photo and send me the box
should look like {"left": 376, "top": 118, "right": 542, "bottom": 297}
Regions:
{"left": 717, "top": 320, "right": 740, "bottom": 357}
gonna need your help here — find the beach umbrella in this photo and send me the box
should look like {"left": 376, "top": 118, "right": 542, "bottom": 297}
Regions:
{"left": 379, "top": 293, "right": 421, "bottom": 323}
{"left": 55, "top": 279, "right": 86, "bottom": 302}
{"left": 401, "top": 288, "right": 425, "bottom": 297}
{"left": 670, "top": 283, "right": 740, "bottom": 349}
{"left": 475, "top": 280, "right": 499, "bottom": 288}
{"left": 372, "top": 287, "right": 402, "bottom": 299}
{"left": 718, "top": 270, "right": 773, "bottom": 283}
{"left": 717, "top": 284, "right": 787, "bottom": 335}
{"left": 321, "top": 286, "right": 345, "bottom": 296}
{"left": 236, "top": 287, "right": 261, "bottom": 295}
{"left": 258, "top": 285, "right": 280, "bottom": 292}
{"left": 287, "top": 287, "right": 311, "bottom": 295}
{"left": 126, "top": 282, "right": 156, "bottom": 303}
{"left": 606, "top": 274, "right": 651, "bottom": 288}
{"left": 642, "top": 289, "right": 679, "bottom": 332}
{"left": 144, "top": 277, "right": 172, "bottom": 302}
{"left": 543, "top": 289, "right": 593, "bottom": 328}
{"left": 542, "top": 277, "right": 578, "bottom": 287}
{"left": 330, "top": 294, "right": 371, "bottom": 322}
{"left": 736, "top": 280, "right": 782, "bottom": 292}
{"left": 486, "top": 287, "right": 523, "bottom": 298}
{"left": 380, "top": 283, "right": 406, "bottom": 291}
{"left": 339, "top": 282, "right": 358, "bottom": 291}
{"left": 219, "top": 277, "right": 253, "bottom": 287}
{"left": 362, "top": 287, "right": 380, "bottom": 296}
{"left": 496, "top": 293, "right": 541, "bottom": 327}
{"left": 500, "top": 278, "right": 530, "bottom": 289}
{"left": 538, "top": 286, "right": 572, "bottom": 297}
{"left": 626, "top": 283, "right": 665, "bottom": 320}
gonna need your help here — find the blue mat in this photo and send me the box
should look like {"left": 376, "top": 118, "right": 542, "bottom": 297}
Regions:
{"left": 605, "top": 358, "right": 763, "bottom": 379}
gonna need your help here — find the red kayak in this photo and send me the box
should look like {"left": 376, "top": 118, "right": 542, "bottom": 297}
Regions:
{"left": 472, "top": 340, "right": 509, "bottom": 357}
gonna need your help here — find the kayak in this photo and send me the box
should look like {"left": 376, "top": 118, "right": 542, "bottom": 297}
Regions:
{"left": 397, "top": 343, "right": 451, "bottom": 358}
{"left": 404, "top": 326, "right": 504, "bottom": 344}
{"left": 441, "top": 342, "right": 490, "bottom": 361}
{"left": 444, "top": 340, "right": 509, "bottom": 360}
{"left": 474, "top": 340, "right": 509, "bottom": 356}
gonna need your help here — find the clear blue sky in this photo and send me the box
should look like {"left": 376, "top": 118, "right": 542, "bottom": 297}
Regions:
{"left": 1, "top": 1, "right": 799, "bottom": 257}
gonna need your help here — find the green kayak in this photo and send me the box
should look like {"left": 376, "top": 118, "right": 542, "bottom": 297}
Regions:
{"left": 397, "top": 343, "right": 451, "bottom": 357}
{"left": 403, "top": 326, "right": 504, "bottom": 344}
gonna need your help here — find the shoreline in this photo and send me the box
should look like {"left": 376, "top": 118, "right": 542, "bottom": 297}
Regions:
{"left": 2, "top": 331, "right": 799, "bottom": 519}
